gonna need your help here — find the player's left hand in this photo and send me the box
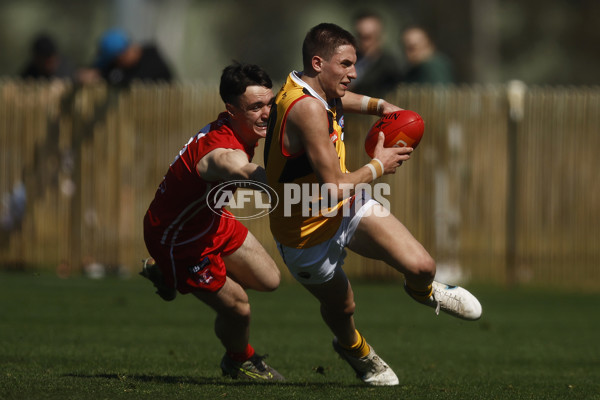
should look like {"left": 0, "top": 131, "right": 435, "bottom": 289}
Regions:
{"left": 378, "top": 100, "right": 403, "bottom": 116}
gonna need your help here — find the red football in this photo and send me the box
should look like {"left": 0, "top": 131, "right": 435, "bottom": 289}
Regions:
{"left": 364, "top": 110, "right": 425, "bottom": 158}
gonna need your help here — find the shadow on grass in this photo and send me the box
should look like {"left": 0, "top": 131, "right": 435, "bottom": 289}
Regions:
{"left": 63, "top": 372, "right": 365, "bottom": 388}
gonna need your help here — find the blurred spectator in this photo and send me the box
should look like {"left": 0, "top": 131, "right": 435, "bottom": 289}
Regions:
{"left": 1, "top": 181, "right": 26, "bottom": 234}
{"left": 401, "top": 25, "right": 454, "bottom": 84}
{"left": 20, "top": 33, "right": 76, "bottom": 80}
{"left": 348, "top": 11, "right": 402, "bottom": 97}
{"left": 78, "top": 29, "right": 174, "bottom": 87}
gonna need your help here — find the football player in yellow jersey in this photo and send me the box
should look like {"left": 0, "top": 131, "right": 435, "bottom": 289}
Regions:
{"left": 264, "top": 23, "right": 482, "bottom": 386}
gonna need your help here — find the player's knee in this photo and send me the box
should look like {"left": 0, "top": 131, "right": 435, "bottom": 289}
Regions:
{"left": 264, "top": 262, "right": 282, "bottom": 291}
{"left": 256, "top": 262, "right": 281, "bottom": 292}
{"left": 261, "top": 276, "right": 280, "bottom": 292}
{"left": 342, "top": 300, "right": 356, "bottom": 317}
{"left": 324, "top": 299, "right": 356, "bottom": 318}
{"left": 231, "top": 299, "right": 252, "bottom": 321}
{"left": 409, "top": 253, "right": 436, "bottom": 282}
{"left": 218, "top": 289, "right": 252, "bottom": 320}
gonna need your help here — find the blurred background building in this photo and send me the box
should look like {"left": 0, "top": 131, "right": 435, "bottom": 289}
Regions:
{"left": 1, "top": 0, "right": 599, "bottom": 85}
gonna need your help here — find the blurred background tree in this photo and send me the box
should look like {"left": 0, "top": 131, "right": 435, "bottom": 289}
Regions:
{"left": 0, "top": 0, "right": 599, "bottom": 85}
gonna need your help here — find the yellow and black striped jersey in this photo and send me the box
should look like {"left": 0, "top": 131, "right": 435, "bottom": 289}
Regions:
{"left": 264, "top": 71, "right": 350, "bottom": 248}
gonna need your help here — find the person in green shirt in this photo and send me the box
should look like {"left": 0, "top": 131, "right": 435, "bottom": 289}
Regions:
{"left": 402, "top": 25, "right": 454, "bottom": 84}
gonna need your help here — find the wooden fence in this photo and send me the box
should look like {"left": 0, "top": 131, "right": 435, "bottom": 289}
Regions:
{"left": 1, "top": 80, "right": 599, "bottom": 289}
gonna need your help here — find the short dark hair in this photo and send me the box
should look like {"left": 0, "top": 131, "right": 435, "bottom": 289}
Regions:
{"left": 353, "top": 10, "right": 383, "bottom": 25}
{"left": 302, "top": 23, "right": 357, "bottom": 71}
{"left": 403, "top": 24, "right": 435, "bottom": 43}
{"left": 219, "top": 62, "right": 272, "bottom": 106}
{"left": 32, "top": 33, "right": 57, "bottom": 59}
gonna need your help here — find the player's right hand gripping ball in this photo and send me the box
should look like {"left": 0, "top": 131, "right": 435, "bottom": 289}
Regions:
{"left": 364, "top": 110, "right": 425, "bottom": 158}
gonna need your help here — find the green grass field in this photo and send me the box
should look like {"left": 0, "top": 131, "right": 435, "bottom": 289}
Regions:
{"left": 1, "top": 270, "right": 599, "bottom": 400}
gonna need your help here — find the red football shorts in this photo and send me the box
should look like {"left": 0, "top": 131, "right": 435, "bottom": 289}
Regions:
{"left": 143, "top": 210, "right": 248, "bottom": 293}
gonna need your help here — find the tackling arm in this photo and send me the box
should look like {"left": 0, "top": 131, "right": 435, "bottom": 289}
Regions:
{"left": 197, "top": 148, "right": 267, "bottom": 187}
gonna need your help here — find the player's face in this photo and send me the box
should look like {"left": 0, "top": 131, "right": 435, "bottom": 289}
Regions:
{"left": 319, "top": 44, "right": 357, "bottom": 99}
{"left": 229, "top": 85, "right": 274, "bottom": 141}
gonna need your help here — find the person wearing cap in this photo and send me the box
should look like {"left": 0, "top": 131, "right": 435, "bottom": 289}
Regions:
{"left": 79, "top": 29, "right": 173, "bottom": 87}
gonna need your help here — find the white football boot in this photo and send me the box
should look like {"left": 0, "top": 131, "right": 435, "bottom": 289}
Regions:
{"left": 406, "top": 281, "right": 482, "bottom": 320}
{"left": 332, "top": 338, "right": 399, "bottom": 386}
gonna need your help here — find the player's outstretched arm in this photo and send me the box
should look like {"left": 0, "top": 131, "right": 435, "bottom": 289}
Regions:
{"left": 341, "top": 91, "right": 402, "bottom": 116}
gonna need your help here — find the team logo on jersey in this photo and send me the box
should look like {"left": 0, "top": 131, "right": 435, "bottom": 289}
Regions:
{"left": 206, "top": 180, "right": 279, "bottom": 220}
{"left": 188, "top": 257, "right": 213, "bottom": 285}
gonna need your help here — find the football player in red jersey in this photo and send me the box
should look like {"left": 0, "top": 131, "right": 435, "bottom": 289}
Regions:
{"left": 141, "top": 62, "right": 284, "bottom": 381}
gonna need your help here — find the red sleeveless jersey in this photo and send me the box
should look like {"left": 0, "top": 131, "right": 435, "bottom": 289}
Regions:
{"left": 145, "top": 112, "right": 255, "bottom": 247}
